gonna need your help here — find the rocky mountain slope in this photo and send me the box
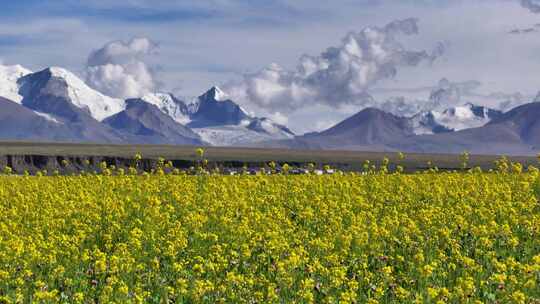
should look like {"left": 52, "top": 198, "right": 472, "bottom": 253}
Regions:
{"left": 103, "top": 99, "right": 204, "bottom": 145}
{"left": 0, "top": 96, "right": 124, "bottom": 143}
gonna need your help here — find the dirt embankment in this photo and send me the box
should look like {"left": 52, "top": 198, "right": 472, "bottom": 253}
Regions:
{"left": 0, "top": 155, "right": 164, "bottom": 174}
{"left": 0, "top": 154, "right": 313, "bottom": 174}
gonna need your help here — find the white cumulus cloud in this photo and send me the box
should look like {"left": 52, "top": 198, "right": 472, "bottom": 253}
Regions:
{"left": 224, "top": 18, "right": 445, "bottom": 113}
{"left": 85, "top": 37, "right": 157, "bottom": 99}
{"left": 267, "top": 111, "right": 288, "bottom": 126}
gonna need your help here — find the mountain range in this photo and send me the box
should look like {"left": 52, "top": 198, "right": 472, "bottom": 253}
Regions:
{"left": 0, "top": 64, "right": 539, "bottom": 155}
{"left": 0, "top": 65, "right": 294, "bottom": 146}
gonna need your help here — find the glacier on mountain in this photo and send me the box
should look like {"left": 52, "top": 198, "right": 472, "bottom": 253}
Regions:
{"left": 411, "top": 103, "right": 503, "bottom": 135}
{"left": 46, "top": 67, "right": 125, "bottom": 121}
{"left": 141, "top": 93, "right": 191, "bottom": 125}
{"left": 0, "top": 64, "right": 31, "bottom": 103}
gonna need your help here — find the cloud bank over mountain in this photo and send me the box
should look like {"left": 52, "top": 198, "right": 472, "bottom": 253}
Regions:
{"left": 224, "top": 18, "right": 445, "bottom": 113}
{"left": 85, "top": 37, "right": 157, "bottom": 99}
{"left": 371, "top": 77, "right": 531, "bottom": 119}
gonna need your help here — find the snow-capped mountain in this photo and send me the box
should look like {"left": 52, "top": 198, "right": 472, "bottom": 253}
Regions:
{"left": 139, "top": 87, "right": 296, "bottom": 146}
{"left": 0, "top": 64, "right": 295, "bottom": 146}
{"left": 141, "top": 93, "right": 190, "bottom": 125}
{"left": 8, "top": 67, "right": 139, "bottom": 143}
{"left": 188, "top": 86, "right": 251, "bottom": 128}
{"left": 411, "top": 103, "right": 503, "bottom": 135}
{"left": 18, "top": 67, "right": 124, "bottom": 121}
{"left": 185, "top": 87, "right": 294, "bottom": 146}
{"left": 246, "top": 117, "right": 294, "bottom": 137}
{"left": 0, "top": 64, "right": 31, "bottom": 103}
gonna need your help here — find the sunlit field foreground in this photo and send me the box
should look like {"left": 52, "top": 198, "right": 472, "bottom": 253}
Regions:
{"left": 1, "top": 162, "right": 540, "bottom": 303}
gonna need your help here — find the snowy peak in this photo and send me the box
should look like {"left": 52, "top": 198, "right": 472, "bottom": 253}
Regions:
{"left": 188, "top": 87, "right": 251, "bottom": 127}
{"left": 18, "top": 67, "right": 124, "bottom": 121}
{"left": 411, "top": 103, "right": 503, "bottom": 135}
{"left": 135, "top": 87, "right": 295, "bottom": 146}
{"left": 141, "top": 92, "right": 190, "bottom": 124}
{"left": 0, "top": 64, "right": 32, "bottom": 103}
{"left": 200, "top": 86, "right": 229, "bottom": 102}
{"left": 159, "top": 86, "right": 294, "bottom": 145}
{"left": 48, "top": 67, "right": 78, "bottom": 81}
{"left": 452, "top": 103, "right": 502, "bottom": 120}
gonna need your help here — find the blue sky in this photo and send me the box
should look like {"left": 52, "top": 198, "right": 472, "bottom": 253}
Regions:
{"left": 0, "top": 1, "right": 332, "bottom": 82}
{"left": 1, "top": 0, "right": 540, "bottom": 132}
{"left": 0, "top": 1, "right": 312, "bottom": 25}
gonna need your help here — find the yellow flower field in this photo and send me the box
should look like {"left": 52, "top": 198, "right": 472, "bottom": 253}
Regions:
{"left": 0, "top": 167, "right": 539, "bottom": 303}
